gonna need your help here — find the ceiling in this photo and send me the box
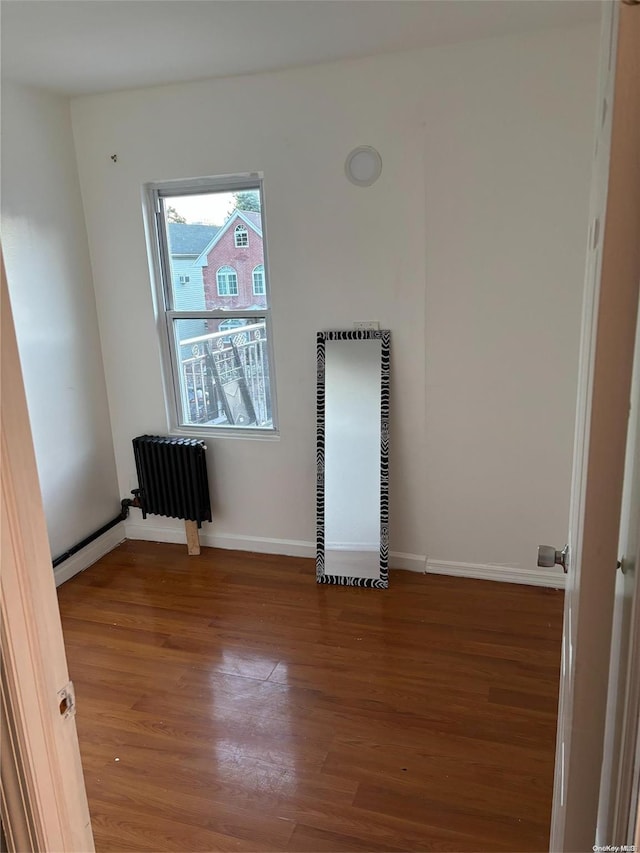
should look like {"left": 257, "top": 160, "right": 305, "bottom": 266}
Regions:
{"left": 1, "top": 0, "right": 602, "bottom": 98}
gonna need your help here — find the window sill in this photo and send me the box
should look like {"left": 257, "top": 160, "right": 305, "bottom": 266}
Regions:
{"left": 169, "top": 425, "right": 280, "bottom": 442}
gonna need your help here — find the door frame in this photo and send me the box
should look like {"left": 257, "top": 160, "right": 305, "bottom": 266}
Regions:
{"left": 614, "top": 513, "right": 640, "bottom": 841}
{"left": 0, "top": 255, "right": 95, "bottom": 851}
{"left": 1, "top": 5, "right": 639, "bottom": 850}
{"left": 551, "top": 2, "right": 640, "bottom": 849}
{"left": 605, "top": 296, "right": 640, "bottom": 843}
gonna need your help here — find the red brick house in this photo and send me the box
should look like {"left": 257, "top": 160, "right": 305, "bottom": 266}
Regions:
{"left": 195, "top": 210, "right": 267, "bottom": 314}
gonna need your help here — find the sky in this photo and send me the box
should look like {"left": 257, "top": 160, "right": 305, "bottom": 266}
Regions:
{"left": 168, "top": 192, "right": 235, "bottom": 226}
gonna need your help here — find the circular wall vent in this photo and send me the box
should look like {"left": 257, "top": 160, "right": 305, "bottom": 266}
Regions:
{"left": 345, "top": 146, "right": 382, "bottom": 187}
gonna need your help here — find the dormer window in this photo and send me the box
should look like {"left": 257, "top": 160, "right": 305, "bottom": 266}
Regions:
{"left": 234, "top": 224, "right": 248, "bottom": 247}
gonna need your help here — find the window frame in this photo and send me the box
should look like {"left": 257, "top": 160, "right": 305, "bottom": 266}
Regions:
{"left": 252, "top": 264, "right": 265, "bottom": 296}
{"left": 216, "top": 265, "right": 239, "bottom": 297}
{"left": 145, "top": 174, "right": 279, "bottom": 439}
{"left": 234, "top": 224, "right": 249, "bottom": 247}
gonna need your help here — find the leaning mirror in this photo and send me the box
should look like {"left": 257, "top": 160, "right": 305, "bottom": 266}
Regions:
{"left": 316, "top": 330, "right": 390, "bottom": 588}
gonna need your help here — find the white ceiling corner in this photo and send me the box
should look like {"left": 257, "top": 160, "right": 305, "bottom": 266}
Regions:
{"left": 0, "top": 0, "right": 602, "bottom": 97}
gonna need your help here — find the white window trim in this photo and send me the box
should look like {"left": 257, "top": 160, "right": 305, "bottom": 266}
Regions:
{"left": 252, "top": 264, "right": 265, "bottom": 296}
{"left": 234, "top": 224, "right": 249, "bottom": 247}
{"left": 216, "top": 265, "right": 238, "bottom": 297}
{"left": 144, "top": 174, "right": 279, "bottom": 439}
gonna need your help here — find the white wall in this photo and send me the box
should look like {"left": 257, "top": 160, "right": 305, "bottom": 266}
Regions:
{"left": 69, "top": 22, "right": 599, "bottom": 577}
{"left": 1, "top": 83, "right": 120, "bottom": 560}
{"left": 422, "top": 25, "right": 600, "bottom": 572}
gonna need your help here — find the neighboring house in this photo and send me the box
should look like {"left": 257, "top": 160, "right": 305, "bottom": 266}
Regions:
{"left": 195, "top": 210, "right": 267, "bottom": 321}
{"left": 168, "top": 222, "right": 219, "bottom": 311}
{"left": 167, "top": 222, "right": 218, "bottom": 356}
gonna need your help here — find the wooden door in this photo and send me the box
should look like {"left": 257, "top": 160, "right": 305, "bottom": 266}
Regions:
{"left": 0, "top": 255, "right": 94, "bottom": 851}
{"left": 551, "top": 3, "right": 640, "bottom": 849}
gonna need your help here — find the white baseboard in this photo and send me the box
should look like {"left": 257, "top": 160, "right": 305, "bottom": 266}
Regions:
{"left": 389, "top": 552, "right": 427, "bottom": 572}
{"left": 53, "top": 523, "right": 126, "bottom": 587}
{"left": 123, "top": 521, "right": 193, "bottom": 546}
{"left": 122, "top": 524, "right": 561, "bottom": 588}
{"left": 124, "top": 521, "right": 315, "bottom": 559}
{"left": 207, "top": 531, "right": 314, "bottom": 558}
{"left": 125, "top": 522, "right": 426, "bottom": 572}
{"left": 426, "top": 558, "right": 566, "bottom": 589}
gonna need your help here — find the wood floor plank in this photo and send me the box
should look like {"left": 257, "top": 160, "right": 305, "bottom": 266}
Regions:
{"left": 88, "top": 798, "right": 277, "bottom": 853}
{"left": 321, "top": 742, "right": 554, "bottom": 813}
{"left": 58, "top": 540, "right": 563, "bottom": 851}
{"left": 286, "top": 822, "right": 407, "bottom": 853}
{"left": 351, "top": 781, "right": 548, "bottom": 851}
{"left": 328, "top": 729, "right": 555, "bottom": 778}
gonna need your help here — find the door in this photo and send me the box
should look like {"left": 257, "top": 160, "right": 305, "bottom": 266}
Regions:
{"left": 551, "top": 3, "right": 640, "bottom": 850}
{"left": 0, "top": 255, "right": 95, "bottom": 851}
{"left": 598, "top": 295, "right": 640, "bottom": 844}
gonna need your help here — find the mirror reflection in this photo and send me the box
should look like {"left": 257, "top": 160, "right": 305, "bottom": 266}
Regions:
{"left": 316, "top": 330, "right": 390, "bottom": 588}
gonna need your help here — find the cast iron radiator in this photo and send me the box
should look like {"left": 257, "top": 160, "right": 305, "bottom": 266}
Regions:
{"left": 132, "top": 435, "right": 212, "bottom": 528}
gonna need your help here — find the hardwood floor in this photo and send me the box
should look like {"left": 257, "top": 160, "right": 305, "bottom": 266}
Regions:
{"left": 57, "top": 541, "right": 564, "bottom": 852}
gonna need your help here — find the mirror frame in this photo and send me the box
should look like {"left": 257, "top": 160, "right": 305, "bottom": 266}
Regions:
{"left": 316, "top": 329, "right": 390, "bottom": 588}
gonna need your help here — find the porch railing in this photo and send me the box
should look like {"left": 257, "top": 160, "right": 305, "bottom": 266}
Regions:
{"left": 179, "top": 323, "right": 272, "bottom": 427}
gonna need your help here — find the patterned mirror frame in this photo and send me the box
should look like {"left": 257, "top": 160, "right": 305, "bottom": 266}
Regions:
{"left": 316, "top": 330, "right": 390, "bottom": 588}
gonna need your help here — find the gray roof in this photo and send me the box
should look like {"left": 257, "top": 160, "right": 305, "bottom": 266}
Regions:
{"left": 240, "top": 210, "right": 262, "bottom": 229}
{"left": 168, "top": 223, "right": 219, "bottom": 255}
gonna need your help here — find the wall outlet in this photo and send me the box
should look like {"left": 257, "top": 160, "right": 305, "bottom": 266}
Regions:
{"left": 353, "top": 321, "right": 379, "bottom": 331}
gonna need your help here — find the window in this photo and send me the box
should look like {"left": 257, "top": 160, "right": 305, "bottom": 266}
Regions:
{"left": 148, "top": 177, "right": 276, "bottom": 433}
{"left": 252, "top": 264, "right": 265, "bottom": 296}
{"left": 234, "top": 224, "right": 248, "bottom": 247}
{"left": 216, "top": 266, "right": 238, "bottom": 296}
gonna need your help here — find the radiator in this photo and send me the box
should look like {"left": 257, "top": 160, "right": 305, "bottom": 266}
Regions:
{"left": 132, "top": 435, "right": 212, "bottom": 528}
